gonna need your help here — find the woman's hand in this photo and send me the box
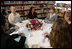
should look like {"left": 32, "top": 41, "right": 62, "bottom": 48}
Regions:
{"left": 68, "top": 21, "right": 71, "bottom": 24}
{"left": 43, "top": 32, "right": 48, "bottom": 37}
{"left": 14, "top": 26, "right": 19, "bottom": 30}
{"left": 45, "top": 20, "right": 49, "bottom": 23}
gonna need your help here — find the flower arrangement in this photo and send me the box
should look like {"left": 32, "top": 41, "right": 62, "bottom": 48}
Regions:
{"left": 26, "top": 19, "right": 43, "bottom": 31}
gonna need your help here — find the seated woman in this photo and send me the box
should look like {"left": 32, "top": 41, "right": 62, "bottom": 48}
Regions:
{"left": 28, "top": 6, "right": 38, "bottom": 19}
{"left": 44, "top": 18, "right": 71, "bottom": 48}
{"left": 64, "top": 12, "right": 71, "bottom": 26}
{"left": 1, "top": 14, "right": 26, "bottom": 48}
{"left": 45, "top": 7, "right": 58, "bottom": 23}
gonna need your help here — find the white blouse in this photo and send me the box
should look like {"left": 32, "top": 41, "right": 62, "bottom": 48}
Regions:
{"left": 8, "top": 13, "right": 21, "bottom": 24}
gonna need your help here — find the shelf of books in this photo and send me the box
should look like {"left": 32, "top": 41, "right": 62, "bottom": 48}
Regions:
{"left": 55, "top": 3, "right": 71, "bottom": 12}
{"left": 1, "top": 1, "right": 55, "bottom": 17}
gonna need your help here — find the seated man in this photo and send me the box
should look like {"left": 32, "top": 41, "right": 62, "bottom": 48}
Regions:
{"left": 8, "top": 6, "right": 22, "bottom": 25}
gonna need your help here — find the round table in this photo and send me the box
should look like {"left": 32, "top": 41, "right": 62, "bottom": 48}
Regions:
{"left": 10, "top": 19, "right": 53, "bottom": 48}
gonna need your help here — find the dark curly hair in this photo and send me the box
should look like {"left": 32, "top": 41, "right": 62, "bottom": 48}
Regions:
{"left": 49, "top": 18, "right": 71, "bottom": 48}
{"left": 1, "top": 13, "right": 6, "bottom": 26}
{"left": 1, "top": 13, "right": 6, "bottom": 34}
{"left": 1, "top": 9, "right": 8, "bottom": 16}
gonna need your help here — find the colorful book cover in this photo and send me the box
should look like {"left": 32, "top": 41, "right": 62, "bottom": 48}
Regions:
{"left": 4, "top": 1, "right": 9, "bottom": 4}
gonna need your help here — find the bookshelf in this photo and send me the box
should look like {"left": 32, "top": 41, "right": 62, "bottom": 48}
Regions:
{"left": 1, "top": 1, "right": 55, "bottom": 18}
{"left": 55, "top": 3, "right": 71, "bottom": 11}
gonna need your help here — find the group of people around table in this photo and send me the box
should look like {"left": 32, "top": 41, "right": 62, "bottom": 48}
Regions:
{"left": 1, "top": 6, "right": 71, "bottom": 48}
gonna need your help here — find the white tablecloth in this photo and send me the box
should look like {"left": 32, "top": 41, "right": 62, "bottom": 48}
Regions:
{"left": 10, "top": 19, "right": 53, "bottom": 48}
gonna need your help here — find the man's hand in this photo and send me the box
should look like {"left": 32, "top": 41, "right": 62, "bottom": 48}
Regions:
{"left": 18, "top": 33, "right": 25, "bottom": 37}
{"left": 14, "top": 26, "right": 19, "bottom": 30}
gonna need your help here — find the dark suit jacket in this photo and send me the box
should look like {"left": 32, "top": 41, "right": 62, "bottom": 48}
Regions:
{"left": 1, "top": 33, "right": 26, "bottom": 48}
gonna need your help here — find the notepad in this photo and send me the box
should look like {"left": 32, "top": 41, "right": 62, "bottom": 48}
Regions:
{"left": 14, "top": 36, "right": 21, "bottom": 42}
